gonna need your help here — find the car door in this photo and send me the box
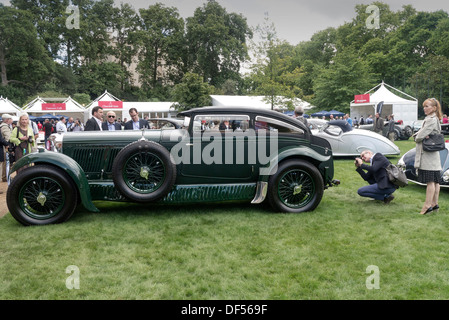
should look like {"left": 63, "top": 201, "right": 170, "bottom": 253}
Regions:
{"left": 179, "top": 114, "right": 254, "bottom": 182}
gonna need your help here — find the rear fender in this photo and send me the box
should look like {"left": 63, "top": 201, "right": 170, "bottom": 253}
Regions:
{"left": 10, "top": 149, "right": 99, "bottom": 213}
{"left": 258, "top": 146, "right": 331, "bottom": 183}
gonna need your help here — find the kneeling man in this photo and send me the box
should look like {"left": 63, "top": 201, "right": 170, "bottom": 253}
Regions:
{"left": 355, "top": 150, "right": 396, "bottom": 204}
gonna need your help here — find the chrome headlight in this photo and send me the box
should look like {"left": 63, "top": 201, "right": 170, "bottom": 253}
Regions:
{"left": 48, "top": 133, "right": 63, "bottom": 152}
{"left": 397, "top": 157, "right": 406, "bottom": 170}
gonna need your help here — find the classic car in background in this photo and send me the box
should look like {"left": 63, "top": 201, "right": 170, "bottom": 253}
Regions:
{"left": 310, "top": 120, "right": 400, "bottom": 157}
{"left": 7, "top": 107, "right": 339, "bottom": 226}
{"left": 412, "top": 120, "right": 449, "bottom": 135}
{"left": 397, "top": 144, "right": 449, "bottom": 187}
{"left": 147, "top": 118, "right": 184, "bottom": 130}
{"left": 358, "top": 121, "right": 413, "bottom": 141}
{"left": 306, "top": 119, "right": 328, "bottom": 131}
{"left": 412, "top": 120, "right": 423, "bottom": 133}
{"left": 442, "top": 123, "right": 449, "bottom": 135}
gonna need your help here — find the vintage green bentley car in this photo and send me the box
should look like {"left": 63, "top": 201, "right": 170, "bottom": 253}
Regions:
{"left": 7, "top": 107, "right": 338, "bottom": 226}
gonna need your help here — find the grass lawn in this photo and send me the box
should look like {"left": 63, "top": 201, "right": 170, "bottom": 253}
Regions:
{"left": 1, "top": 139, "right": 448, "bottom": 300}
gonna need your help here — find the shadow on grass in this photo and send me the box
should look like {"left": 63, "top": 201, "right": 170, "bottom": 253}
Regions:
{"left": 71, "top": 199, "right": 275, "bottom": 223}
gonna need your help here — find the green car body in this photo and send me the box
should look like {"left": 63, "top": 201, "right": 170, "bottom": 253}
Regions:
{"left": 7, "top": 107, "right": 338, "bottom": 225}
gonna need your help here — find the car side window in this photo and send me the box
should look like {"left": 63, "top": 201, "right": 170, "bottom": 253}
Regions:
{"left": 255, "top": 116, "right": 304, "bottom": 134}
{"left": 193, "top": 115, "right": 250, "bottom": 132}
{"left": 324, "top": 125, "right": 343, "bottom": 136}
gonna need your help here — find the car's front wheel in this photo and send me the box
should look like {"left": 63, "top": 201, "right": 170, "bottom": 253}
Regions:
{"left": 7, "top": 165, "right": 78, "bottom": 226}
{"left": 267, "top": 159, "right": 324, "bottom": 213}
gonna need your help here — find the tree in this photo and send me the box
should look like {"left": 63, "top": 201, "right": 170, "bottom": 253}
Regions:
{"left": 171, "top": 73, "right": 214, "bottom": 111}
{"left": 109, "top": 3, "right": 140, "bottom": 90}
{"left": 0, "top": 6, "right": 54, "bottom": 89}
{"left": 185, "top": 1, "right": 252, "bottom": 86}
{"left": 137, "top": 3, "right": 185, "bottom": 90}
{"left": 11, "top": 0, "right": 68, "bottom": 60}
{"left": 76, "top": 62, "right": 125, "bottom": 99}
{"left": 247, "top": 15, "right": 302, "bottom": 109}
{"left": 313, "top": 50, "right": 376, "bottom": 111}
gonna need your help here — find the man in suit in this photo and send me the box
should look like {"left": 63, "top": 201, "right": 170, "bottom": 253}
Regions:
{"left": 124, "top": 108, "right": 149, "bottom": 130}
{"left": 85, "top": 106, "right": 104, "bottom": 131}
{"left": 102, "top": 111, "right": 122, "bottom": 131}
{"left": 373, "top": 112, "right": 384, "bottom": 134}
{"left": 355, "top": 150, "right": 396, "bottom": 204}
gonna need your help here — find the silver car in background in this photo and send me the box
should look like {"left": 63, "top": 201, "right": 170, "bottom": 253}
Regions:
{"left": 310, "top": 120, "right": 400, "bottom": 157}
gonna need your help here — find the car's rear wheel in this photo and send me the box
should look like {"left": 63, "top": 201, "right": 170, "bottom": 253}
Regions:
{"left": 7, "top": 165, "right": 78, "bottom": 226}
{"left": 268, "top": 159, "right": 324, "bottom": 213}
{"left": 112, "top": 140, "right": 176, "bottom": 202}
{"left": 394, "top": 130, "right": 399, "bottom": 141}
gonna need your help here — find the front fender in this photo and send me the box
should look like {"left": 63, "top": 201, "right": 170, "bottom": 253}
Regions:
{"left": 11, "top": 149, "right": 99, "bottom": 213}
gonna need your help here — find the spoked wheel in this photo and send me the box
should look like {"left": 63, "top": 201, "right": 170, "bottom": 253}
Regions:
{"left": 7, "top": 165, "right": 78, "bottom": 226}
{"left": 268, "top": 159, "right": 324, "bottom": 213}
{"left": 112, "top": 140, "right": 176, "bottom": 202}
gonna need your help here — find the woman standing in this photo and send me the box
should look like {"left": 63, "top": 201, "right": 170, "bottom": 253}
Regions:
{"left": 414, "top": 98, "right": 443, "bottom": 215}
{"left": 9, "top": 113, "right": 35, "bottom": 174}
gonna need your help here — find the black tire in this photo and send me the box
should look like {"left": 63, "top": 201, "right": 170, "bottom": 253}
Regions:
{"left": 6, "top": 165, "right": 78, "bottom": 226}
{"left": 394, "top": 130, "right": 399, "bottom": 141}
{"left": 112, "top": 140, "right": 176, "bottom": 202}
{"left": 267, "top": 159, "right": 324, "bottom": 213}
{"left": 403, "top": 125, "right": 413, "bottom": 139}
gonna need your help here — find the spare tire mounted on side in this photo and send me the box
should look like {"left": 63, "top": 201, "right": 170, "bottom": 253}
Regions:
{"left": 112, "top": 140, "right": 176, "bottom": 202}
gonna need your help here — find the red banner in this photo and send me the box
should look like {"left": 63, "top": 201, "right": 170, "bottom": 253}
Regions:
{"left": 98, "top": 101, "right": 123, "bottom": 109}
{"left": 354, "top": 94, "right": 370, "bottom": 103}
{"left": 42, "top": 103, "right": 66, "bottom": 111}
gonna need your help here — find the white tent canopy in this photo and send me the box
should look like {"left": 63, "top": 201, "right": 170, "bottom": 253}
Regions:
{"left": 211, "top": 95, "right": 314, "bottom": 111}
{"left": 0, "top": 96, "right": 22, "bottom": 116}
{"left": 87, "top": 90, "right": 121, "bottom": 108}
{"left": 85, "top": 90, "right": 122, "bottom": 120}
{"left": 24, "top": 96, "right": 85, "bottom": 115}
{"left": 86, "top": 90, "right": 176, "bottom": 122}
{"left": 350, "top": 82, "right": 418, "bottom": 126}
{"left": 122, "top": 102, "right": 176, "bottom": 120}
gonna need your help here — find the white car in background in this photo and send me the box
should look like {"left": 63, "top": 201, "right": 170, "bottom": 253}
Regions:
{"left": 310, "top": 120, "right": 400, "bottom": 157}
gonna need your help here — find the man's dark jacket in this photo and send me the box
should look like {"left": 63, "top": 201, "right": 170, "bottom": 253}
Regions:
{"left": 102, "top": 122, "right": 122, "bottom": 131}
{"left": 0, "top": 131, "right": 10, "bottom": 162}
{"left": 356, "top": 153, "right": 396, "bottom": 189}
{"left": 85, "top": 117, "right": 102, "bottom": 131}
{"left": 124, "top": 119, "right": 149, "bottom": 130}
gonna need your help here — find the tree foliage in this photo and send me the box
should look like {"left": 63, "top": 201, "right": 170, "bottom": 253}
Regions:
{"left": 171, "top": 72, "right": 214, "bottom": 111}
{"left": 185, "top": 1, "right": 252, "bottom": 87}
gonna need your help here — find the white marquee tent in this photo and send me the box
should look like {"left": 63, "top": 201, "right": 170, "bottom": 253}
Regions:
{"left": 86, "top": 90, "right": 176, "bottom": 122}
{"left": 211, "top": 95, "right": 314, "bottom": 112}
{"left": 24, "top": 96, "right": 86, "bottom": 120}
{"left": 85, "top": 90, "right": 122, "bottom": 120}
{"left": 350, "top": 82, "right": 418, "bottom": 126}
{"left": 0, "top": 96, "right": 22, "bottom": 117}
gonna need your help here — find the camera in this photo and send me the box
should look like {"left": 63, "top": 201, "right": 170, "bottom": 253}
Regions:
{"left": 7, "top": 144, "right": 15, "bottom": 153}
{"left": 27, "top": 136, "right": 34, "bottom": 143}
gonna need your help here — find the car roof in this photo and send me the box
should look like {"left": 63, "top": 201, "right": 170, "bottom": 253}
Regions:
{"left": 328, "top": 120, "right": 353, "bottom": 132}
{"left": 178, "top": 106, "right": 308, "bottom": 129}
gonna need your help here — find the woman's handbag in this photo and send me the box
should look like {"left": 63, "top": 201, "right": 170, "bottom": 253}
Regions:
{"left": 422, "top": 133, "right": 445, "bottom": 152}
